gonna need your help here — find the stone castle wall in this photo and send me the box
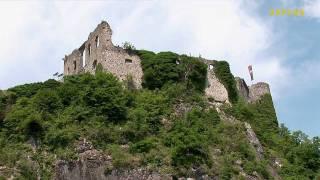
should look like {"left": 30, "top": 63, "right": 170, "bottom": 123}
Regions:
{"left": 63, "top": 21, "right": 271, "bottom": 104}
{"left": 235, "top": 77, "right": 271, "bottom": 103}
{"left": 201, "top": 60, "right": 229, "bottom": 103}
{"left": 249, "top": 82, "right": 271, "bottom": 102}
{"left": 63, "top": 21, "right": 143, "bottom": 88}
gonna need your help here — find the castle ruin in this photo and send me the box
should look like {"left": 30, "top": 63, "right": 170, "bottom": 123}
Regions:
{"left": 63, "top": 21, "right": 270, "bottom": 104}
{"left": 63, "top": 21, "right": 143, "bottom": 88}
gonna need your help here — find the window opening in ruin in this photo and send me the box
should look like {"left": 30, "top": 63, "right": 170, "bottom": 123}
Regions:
{"left": 82, "top": 50, "right": 86, "bottom": 67}
{"left": 95, "top": 36, "right": 100, "bottom": 47}
{"left": 67, "top": 67, "right": 70, "bottom": 74}
{"left": 125, "top": 59, "right": 133, "bottom": 63}
{"left": 209, "top": 64, "right": 214, "bottom": 70}
{"left": 176, "top": 60, "right": 180, "bottom": 65}
{"left": 88, "top": 44, "right": 91, "bottom": 56}
{"left": 93, "top": 60, "right": 97, "bottom": 69}
{"left": 73, "top": 61, "right": 76, "bottom": 70}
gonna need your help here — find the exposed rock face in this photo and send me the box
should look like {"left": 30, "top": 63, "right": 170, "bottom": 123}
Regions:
{"left": 63, "top": 21, "right": 143, "bottom": 88}
{"left": 244, "top": 122, "right": 264, "bottom": 160}
{"left": 55, "top": 140, "right": 220, "bottom": 180}
{"left": 55, "top": 140, "right": 174, "bottom": 180}
{"left": 55, "top": 149, "right": 110, "bottom": 180}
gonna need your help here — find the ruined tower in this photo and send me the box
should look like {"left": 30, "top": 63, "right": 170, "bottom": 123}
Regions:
{"left": 63, "top": 21, "right": 143, "bottom": 88}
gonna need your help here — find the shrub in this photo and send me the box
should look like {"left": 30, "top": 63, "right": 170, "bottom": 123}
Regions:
{"left": 179, "top": 55, "right": 207, "bottom": 91}
{"left": 108, "top": 145, "right": 139, "bottom": 169}
{"left": 16, "top": 160, "right": 38, "bottom": 180}
{"left": 137, "top": 50, "right": 207, "bottom": 91}
{"left": 32, "top": 89, "right": 62, "bottom": 113}
{"left": 21, "top": 114, "right": 43, "bottom": 138}
{"left": 130, "top": 138, "right": 157, "bottom": 153}
{"left": 122, "top": 41, "right": 136, "bottom": 51}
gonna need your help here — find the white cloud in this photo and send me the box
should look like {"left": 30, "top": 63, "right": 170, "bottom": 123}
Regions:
{"left": 0, "top": 0, "right": 291, "bottom": 99}
{"left": 111, "top": 0, "right": 289, "bottom": 98}
{"left": 0, "top": 1, "right": 110, "bottom": 89}
{"left": 304, "top": 0, "right": 320, "bottom": 18}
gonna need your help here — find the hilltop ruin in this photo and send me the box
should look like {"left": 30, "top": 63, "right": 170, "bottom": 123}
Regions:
{"left": 63, "top": 21, "right": 270, "bottom": 103}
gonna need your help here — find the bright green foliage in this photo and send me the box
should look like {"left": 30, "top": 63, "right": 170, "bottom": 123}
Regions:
{"left": 8, "top": 79, "right": 61, "bottom": 99}
{"left": 179, "top": 55, "right": 208, "bottom": 91}
{"left": 33, "top": 89, "right": 62, "bottom": 113}
{"left": 214, "top": 61, "right": 238, "bottom": 103}
{"left": 127, "top": 90, "right": 170, "bottom": 137}
{"left": 138, "top": 51, "right": 181, "bottom": 89}
{"left": 130, "top": 137, "right": 157, "bottom": 153}
{"left": 137, "top": 50, "right": 207, "bottom": 91}
{"left": 164, "top": 108, "right": 220, "bottom": 174}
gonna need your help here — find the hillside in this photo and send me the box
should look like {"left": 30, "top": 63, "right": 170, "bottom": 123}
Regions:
{"left": 0, "top": 51, "right": 319, "bottom": 179}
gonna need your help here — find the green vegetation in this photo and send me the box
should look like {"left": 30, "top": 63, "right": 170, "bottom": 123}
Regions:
{"left": 0, "top": 51, "right": 319, "bottom": 179}
{"left": 136, "top": 50, "right": 207, "bottom": 91}
{"left": 223, "top": 94, "right": 320, "bottom": 179}
{"left": 214, "top": 61, "right": 238, "bottom": 103}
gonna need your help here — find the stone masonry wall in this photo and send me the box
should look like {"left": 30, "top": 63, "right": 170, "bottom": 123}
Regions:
{"left": 63, "top": 49, "right": 83, "bottom": 75}
{"left": 234, "top": 77, "right": 271, "bottom": 103}
{"left": 202, "top": 60, "right": 229, "bottom": 103}
{"left": 63, "top": 21, "right": 143, "bottom": 88}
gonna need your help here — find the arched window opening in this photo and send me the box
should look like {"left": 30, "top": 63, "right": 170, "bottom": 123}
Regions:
{"left": 209, "top": 64, "right": 214, "bottom": 70}
{"left": 73, "top": 61, "right": 76, "bottom": 70}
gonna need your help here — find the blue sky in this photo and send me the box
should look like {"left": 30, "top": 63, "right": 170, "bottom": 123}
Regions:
{"left": 0, "top": 0, "right": 319, "bottom": 137}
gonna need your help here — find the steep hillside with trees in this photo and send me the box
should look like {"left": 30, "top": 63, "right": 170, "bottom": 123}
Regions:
{"left": 0, "top": 51, "right": 319, "bottom": 179}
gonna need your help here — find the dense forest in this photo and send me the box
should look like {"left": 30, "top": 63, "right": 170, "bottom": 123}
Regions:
{"left": 0, "top": 51, "right": 319, "bottom": 179}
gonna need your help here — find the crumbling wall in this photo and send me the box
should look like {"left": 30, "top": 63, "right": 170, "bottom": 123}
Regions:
{"left": 235, "top": 77, "right": 250, "bottom": 101}
{"left": 63, "top": 49, "right": 84, "bottom": 76}
{"left": 63, "top": 21, "right": 143, "bottom": 88}
{"left": 202, "top": 60, "right": 229, "bottom": 103}
{"left": 235, "top": 77, "right": 271, "bottom": 103}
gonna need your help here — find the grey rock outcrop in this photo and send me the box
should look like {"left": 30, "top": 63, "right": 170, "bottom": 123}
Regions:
{"left": 244, "top": 122, "right": 264, "bottom": 160}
